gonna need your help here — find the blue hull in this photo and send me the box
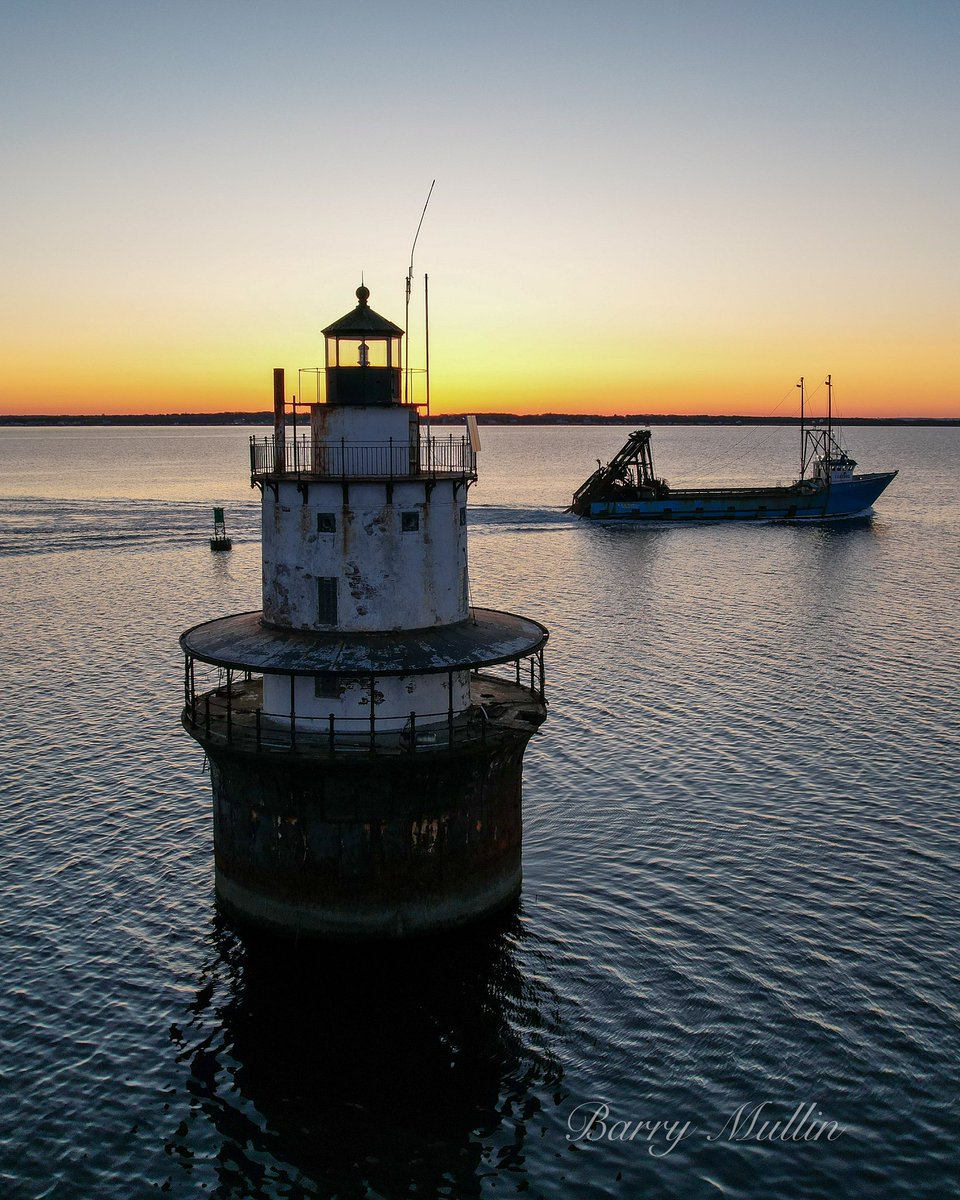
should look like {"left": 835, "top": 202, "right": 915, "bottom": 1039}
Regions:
{"left": 586, "top": 471, "right": 898, "bottom": 522}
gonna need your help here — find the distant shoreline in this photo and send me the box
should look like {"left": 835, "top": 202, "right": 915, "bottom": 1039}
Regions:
{"left": 1, "top": 412, "right": 958, "bottom": 428}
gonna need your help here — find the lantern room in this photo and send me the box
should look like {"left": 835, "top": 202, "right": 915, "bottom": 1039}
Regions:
{"left": 321, "top": 284, "right": 404, "bottom": 406}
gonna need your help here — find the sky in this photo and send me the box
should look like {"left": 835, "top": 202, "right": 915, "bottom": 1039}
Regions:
{"left": 1, "top": 0, "right": 958, "bottom": 419}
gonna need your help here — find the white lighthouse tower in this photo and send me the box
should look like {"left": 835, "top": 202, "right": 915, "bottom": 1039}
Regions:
{"left": 180, "top": 284, "right": 548, "bottom": 938}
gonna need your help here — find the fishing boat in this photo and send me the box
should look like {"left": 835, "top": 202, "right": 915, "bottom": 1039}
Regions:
{"left": 569, "top": 376, "right": 897, "bottom": 522}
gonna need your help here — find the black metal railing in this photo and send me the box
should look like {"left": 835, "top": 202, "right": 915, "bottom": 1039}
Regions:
{"left": 185, "top": 697, "right": 492, "bottom": 755}
{"left": 250, "top": 435, "right": 476, "bottom": 482}
{"left": 181, "top": 663, "right": 546, "bottom": 757}
{"left": 182, "top": 693, "right": 547, "bottom": 756}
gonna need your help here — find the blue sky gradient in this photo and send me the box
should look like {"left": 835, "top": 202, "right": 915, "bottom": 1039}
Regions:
{"left": 1, "top": 1, "right": 957, "bottom": 415}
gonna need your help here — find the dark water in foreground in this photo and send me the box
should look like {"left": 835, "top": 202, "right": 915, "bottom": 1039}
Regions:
{"left": 0, "top": 425, "right": 957, "bottom": 1199}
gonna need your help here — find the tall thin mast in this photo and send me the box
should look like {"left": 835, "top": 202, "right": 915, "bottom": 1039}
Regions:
{"left": 798, "top": 376, "right": 804, "bottom": 479}
{"left": 404, "top": 180, "right": 435, "bottom": 406}
{"left": 424, "top": 271, "right": 431, "bottom": 431}
{"left": 826, "top": 373, "right": 832, "bottom": 457}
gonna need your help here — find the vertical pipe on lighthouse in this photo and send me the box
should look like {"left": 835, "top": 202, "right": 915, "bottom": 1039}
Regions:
{"left": 273, "top": 368, "right": 285, "bottom": 473}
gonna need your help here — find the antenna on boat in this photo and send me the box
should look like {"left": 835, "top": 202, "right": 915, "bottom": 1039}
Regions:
{"left": 404, "top": 180, "right": 436, "bottom": 407}
{"left": 798, "top": 376, "right": 805, "bottom": 479}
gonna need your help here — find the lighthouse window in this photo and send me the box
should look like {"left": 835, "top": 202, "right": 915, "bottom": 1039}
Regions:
{"left": 401, "top": 511, "right": 420, "bottom": 532}
{"left": 317, "top": 512, "right": 336, "bottom": 533}
{"left": 334, "top": 338, "right": 388, "bottom": 368}
{"left": 314, "top": 674, "right": 341, "bottom": 699}
{"left": 317, "top": 577, "right": 338, "bottom": 625}
{"left": 459, "top": 506, "right": 467, "bottom": 526}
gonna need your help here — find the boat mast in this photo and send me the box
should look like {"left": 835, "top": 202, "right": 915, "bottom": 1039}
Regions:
{"left": 798, "top": 376, "right": 804, "bottom": 479}
{"left": 826, "top": 373, "right": 832, "bottom": 456}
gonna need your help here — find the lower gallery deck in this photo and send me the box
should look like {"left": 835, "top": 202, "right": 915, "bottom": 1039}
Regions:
{"left": 183, "top": 672, "right": 546, "bottom": 757}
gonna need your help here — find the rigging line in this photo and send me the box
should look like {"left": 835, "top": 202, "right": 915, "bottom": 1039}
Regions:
{"left": 697, "top": 383, "right": 798, "bottom": 477}
{"left": 738, "top": 386, "right": 818, "bottom": 466}
{"left": 768, "top": 383, "right": 799, "bottom": 416}
{"left": 804, "top": 378, "right": 825, "bottom": 409}
{"left": 830, "top": 383, "right": 844, "bottom": 446}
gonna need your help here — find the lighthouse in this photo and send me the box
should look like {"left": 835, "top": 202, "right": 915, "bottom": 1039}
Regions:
{"left": 179, "top": 285, "right": 548, "bottom": 938}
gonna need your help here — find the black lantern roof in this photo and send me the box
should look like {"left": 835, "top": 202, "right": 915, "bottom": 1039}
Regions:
{"left": 321, "top": 285, "right": 404, "bottom": 338}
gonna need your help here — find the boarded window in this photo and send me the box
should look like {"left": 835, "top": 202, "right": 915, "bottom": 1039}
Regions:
{"left": 401, "top": 511, "right": 420, "bottom": 532}
{"left": 314, "top": 674, "right": 340, "bottom": 699}
{"left": 317, "top": 512, "right": 336, "bottom": 533}
{"left": 317, "top": 577, "right": 338, "bottom": 625}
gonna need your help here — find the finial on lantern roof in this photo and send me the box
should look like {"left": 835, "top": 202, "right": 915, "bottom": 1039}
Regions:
{"left": 321, "top": 284, "right": 404, "bottom": 338}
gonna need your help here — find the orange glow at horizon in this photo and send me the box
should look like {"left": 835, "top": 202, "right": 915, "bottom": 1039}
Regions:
{"left": 2, "top": 359, "right": 957, "bottom": 421}
{"left": 2, "top": 5, "right": 958, "bottom": 424}
{"left": 2, "top": 317, "right": 958, "bottom": 421}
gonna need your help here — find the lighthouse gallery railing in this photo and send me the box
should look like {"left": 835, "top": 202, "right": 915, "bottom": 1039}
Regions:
{"left": 182, "top": 661, "right": 546, "bottom": 757}
{"left": 250, "top": 435, "right": 476, "bottom": 481}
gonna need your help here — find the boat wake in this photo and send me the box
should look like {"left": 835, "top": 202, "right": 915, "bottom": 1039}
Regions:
{"left": 0, "top": 496, "right": 261, "bottom": 557}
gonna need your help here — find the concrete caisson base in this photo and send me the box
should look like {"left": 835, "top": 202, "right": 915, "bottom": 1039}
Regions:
{"left": 206, "top": 734, "right": 538, "bottom": 939}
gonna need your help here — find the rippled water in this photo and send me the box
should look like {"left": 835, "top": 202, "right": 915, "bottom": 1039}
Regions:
{"left": 0, "top": 424, "right": 957, "bottom": 1199}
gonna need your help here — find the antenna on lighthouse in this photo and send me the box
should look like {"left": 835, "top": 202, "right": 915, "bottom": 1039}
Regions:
{"left": 404, "top": 180, "right": 435, "bottom": 406}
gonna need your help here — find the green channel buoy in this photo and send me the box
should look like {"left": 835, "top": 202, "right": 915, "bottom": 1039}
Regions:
{"left": 210, "top": 507, "right": 232, "bottom": 552}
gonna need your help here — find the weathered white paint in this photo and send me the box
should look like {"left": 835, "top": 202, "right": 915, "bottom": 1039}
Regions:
{"left": 262, "top": 669, "right": 471, "bottom": 729}
{"left": 260, "top": 398, "right": 474, "bottom": 727}
{"left": 310, "top": 402, "right": 416, "bottom": 457}
{"left": 262, "top": 479, "right": 467, "bottom": 631}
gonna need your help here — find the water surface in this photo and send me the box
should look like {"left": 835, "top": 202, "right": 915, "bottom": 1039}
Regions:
{"left": 0, "top": 424, "right": 956, "bottom": 1198}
